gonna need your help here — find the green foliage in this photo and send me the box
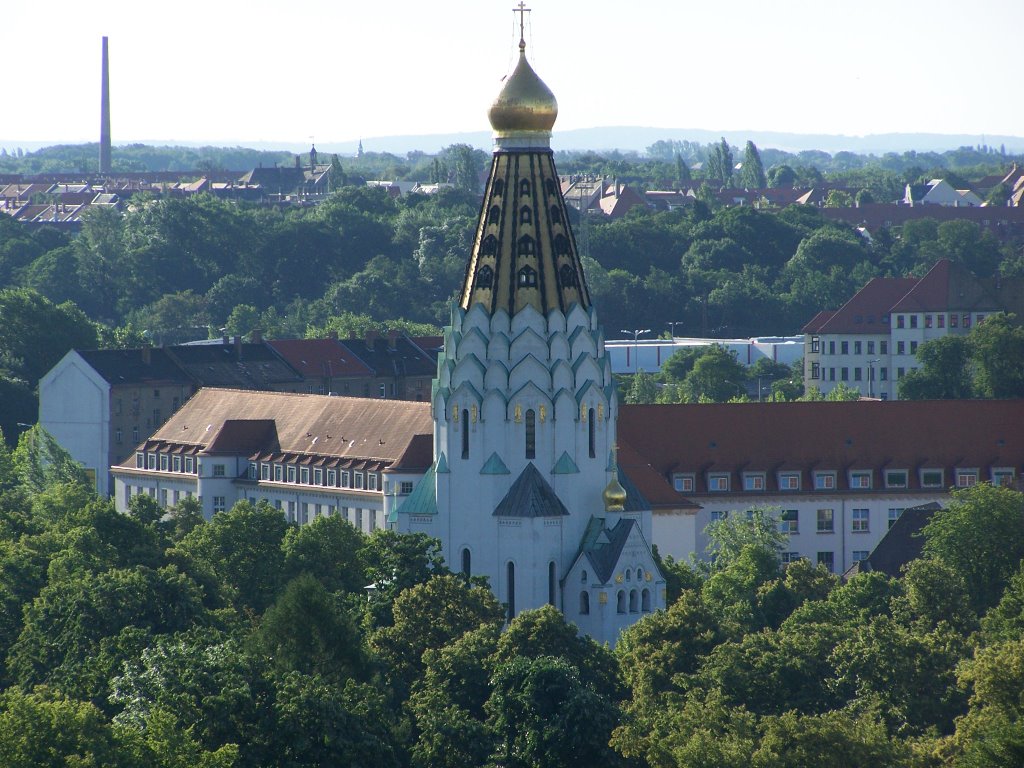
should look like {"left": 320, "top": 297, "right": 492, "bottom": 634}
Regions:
{"left": 682, "top": 345, "right": 748, "bottom": 402}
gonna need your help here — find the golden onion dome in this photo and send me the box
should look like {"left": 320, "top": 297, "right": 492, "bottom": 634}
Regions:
{"left": 603, "top": 475, "right": 628, "bottom": 513}
{"left": 488, "top": 42, "right": 558, "bottom": 136}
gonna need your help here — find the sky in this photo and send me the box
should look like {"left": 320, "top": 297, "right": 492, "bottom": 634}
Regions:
{"left": 3, "top": 0, "right": 1023, "bottom": 151}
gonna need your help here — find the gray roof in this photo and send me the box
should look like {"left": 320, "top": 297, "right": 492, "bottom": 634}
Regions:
{"left": 77, "top": 348, "right": 192, "bottom": 386}
{"left": 579, "top": 516, "right": 636, "bottom": 584}
{"left": 845, "top": 502, "right": 941, "bottom": 578}
{"left": 492, "top": 463, "right": 570, "bottom": 518}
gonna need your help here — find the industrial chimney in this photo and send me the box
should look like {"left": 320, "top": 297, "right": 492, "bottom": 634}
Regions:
{"left": 99, "top": 37, "right": 111, "bottom": 174}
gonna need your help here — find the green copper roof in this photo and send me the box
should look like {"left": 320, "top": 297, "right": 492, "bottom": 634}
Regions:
{"left": 436, "top": 452, "right": 450, "bottom": 474}
{"left": 552, "top": 451, "right": 580, "bottom": 474}
{"left": 393, "top": 465, "right": 438, "bottom": 518}
{"left": 480, "top": 452, "right": 511, "bottom": 475}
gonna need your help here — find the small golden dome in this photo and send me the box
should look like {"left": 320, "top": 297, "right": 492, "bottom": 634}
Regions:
{"left": 488, "top": 43, "right": 558, "bottom": 136}
{"left": 603, "top": 475, "right": 627, "bottom": 513}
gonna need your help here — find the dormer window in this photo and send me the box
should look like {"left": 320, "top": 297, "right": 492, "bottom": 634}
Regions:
{"left": 743, "top": 473, "right": 765, "bottom": 491}
{"left": 708, "top": 473, "right": 730, "bottom": 492}
{"left": 849, "top": 471, "right": 872, "bottom": 489}
{"left": 672, "top": 473, "right": 694, "bottom": 493}
{"left": 955, "top": 469, "right": 978, "bottom": 488}
{"left": 884, "top": 469, "right": 908, "bottom": 489}
{"left": 992, "top": 468, "right": 1015, "bottom": 487}
{"left": 779, "top": 472, "right": 800, "bottom": 490}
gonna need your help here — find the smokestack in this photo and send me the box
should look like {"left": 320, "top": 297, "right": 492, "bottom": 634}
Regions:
{"left": 99, "top": 37, "right": 111, "bottom": 174}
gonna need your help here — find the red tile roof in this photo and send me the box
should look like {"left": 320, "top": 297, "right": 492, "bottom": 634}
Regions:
{"left": 812, "top": 277, "right": 919, "bottom": 335}
{"left": 618, "top": 400, "right": 1024, "bottom": 495}
{"left": 267, "top": 338, "right": 374, "bottom": 378}
{"left": 889, "top": 259, "right": 999, "bottom": 313}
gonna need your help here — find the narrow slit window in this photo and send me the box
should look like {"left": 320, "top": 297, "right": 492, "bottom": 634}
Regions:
{"left": 525, "top": 409, "right": 536, "bottom": 459}
{"left": 461, "top": 409, "right": 469, "bottom": 459}
{"left": 588, "top": 409, "right": 596, "bottom": 458}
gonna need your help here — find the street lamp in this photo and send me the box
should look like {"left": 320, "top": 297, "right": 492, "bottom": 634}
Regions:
{"left": 723, "top": 380, "right": 746, "bottom": 399}
{"left": 867, "top": 358, "right": 880, "bottom": 398}
{"left": 666, "top": 320, "right": 685, "bottom": 339}
{"left": 620, "top": 328, "right": 650, "bottom": 372}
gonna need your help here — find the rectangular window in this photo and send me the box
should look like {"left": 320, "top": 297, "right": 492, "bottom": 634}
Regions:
{"left": 921, "top": 469, "right": 943, "bottom": 488}
{"left": 287, "top": 501, "right": 296, "bottom": 523}
{"left": 780, "top": 509, "right": 798, "bottom": 534}
{"left": 897, "top": 367, "right": 905, "bottom": 378}
{"left": 829, "top": 368, "right": 836, "bottom": 381}
{"left": 867, "top": 341, "right": 875, "bottom": 354}
{"left": 956, "top": 470, "right": 978, "bottom": 488}
{"left": 185, "top": 456, "right": 195, "bottom": 474}
{"left": 300, "top": 466, "right": 310, "bottom": 485}
{"left": 287, "top": 466, "right": 297, "bottom": 483}
{"left": 743, "top": 473, "right": 765, "bottom": 491}
{"left": 937, "top": 314, "right": 945, "bottom": 328}
{"left": 673, "top": 474, "right": 695, "bottom": 493}
{"left": 854, "top": 341, "right": 862, "bottom": 355}
{"left": 173, "top": 455, "right": 182, "bottom": 473}
{"left": 815, "top": 472, "right": 836, "bottom": 490}
{"left": 811, "top": 362, "right": 820, "bottom": 380}
{"left": 817, "top": 551, "right": 835, "bottom": 572}
{"left": 368, "top": 473, "right": 378, "bottom": 491}
{"left": 274, "top": 464, "right": 283, "bottom": 482}
{"left": 817, "top": 508, "right": 834, "bottom": 532}
{"left": 853, "top": 550, "right": 869, "bottom": 563}
{"left": 124, "top": 484, "right": 132, "bottom": 507}
{"left": 841, "top": 367, "right": 849, "bottom": 381}
{"left": 811, "top": 335, "right": 820, "bottom": 353}
{"left": 854, "top": 367, "right": 862, "bottom": 381}
{"left": 301, "top": 503, "right": 310, "bottom": 524}
{"left": 852, "top": 508, "right": 869, "bottom": 532}
{"left": 897, "top": 341, "right": 905, "bottom": 355}
{"left": 779, "top": 473, "right": 800, "bottom": 490}
{"left": 897, "top": 315, "right": 905, "bottom": 328}
{"left": 153, "top": 409, "right": 161, "bottom": 426}
{"left": 213, "top": 496, "right": 226, "bottom": 513}
{"left": 708, "top": 474, "right": 730, "bottom": 492}
{"left": 160, "top": 488, "right": 168, "bottom": 508}
{"left": 977, "top": 314, "right": 985, "bottom": 324}
{"left": 710, "top": 510, "right": 728, "bottom": 522}
{"left": 880, "top": 341, "right": 888, "bottom": 354}
{"left": 925, "top": 314, "right": 932, "bottom": 328}
{"left": 369, "top": 510, "right": 378, "bottom": 531}
{"left": 400, "top": 481, "right": 414, "bottom": 494}
{"left": 850, "top": 471, "right": 872, "bottom": 489}
{"left": 248, "top": 462, "right": 258, "bottom": 480}
{"left": 841, "top": 341, "right": 849, "bottom": 355}
{"left": 885, "top": 470, "right": 907, "bottom": 488}
{"left": 992, "top": 469, "right": 1015, "bottom": 487}
{"left": 888, "top": 508, "right": 904, "bottom": 529}
{"left": 910, "top": 315, "right": 918, "bottom": 329}
{"left": 213, "top": 464, "right": 225, "bottom": 477}
{"left": 356, "top": 508, "right": 364, "bottom": 530}
{"left": 327, "top": 469, "right": 337, "bottom": 486}
{"left": 880, "top": 367, "right": 888, "bottom": 381}
{"left": 341, "top": 471, "right": 350, "bottom": 488}
{"left": 355, "top": 472, "right": 365, "bottom": 490}
{"left": 910, "top": 341, "right": 918, "bottom": 354}
{"left": 950, "top": 313, "right": 959, "bottom": 328}
{"left": 781, "top": 552, "right": 802, "bottom": 564}
{"left": 313, "top": 468, "right": 323, "bottom": 486}
{"left": 136, "top": 452, "right": 145, "bottom": 468}
{"left": 116, "top": 428, "right": 123, "bottom": 444}
{"left": 829, "top": 341, "right": 836, "bottom": 354}
{"left": 147, "top": 453, "right": 157, "bottom": 470}
{"left": 260, "top": 463, "right": 270, "bottom": 480}
{"left": 963, "top": 314, "right": 971, "bottom": 328}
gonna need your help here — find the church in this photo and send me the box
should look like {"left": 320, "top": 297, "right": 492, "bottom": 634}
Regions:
{"left": 390, "top": 17, "right": 666, "bottom": 644}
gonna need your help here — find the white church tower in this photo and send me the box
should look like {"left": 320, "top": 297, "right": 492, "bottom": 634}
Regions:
{"left": 391, "top": 12, "right": 665, "bottom": 644}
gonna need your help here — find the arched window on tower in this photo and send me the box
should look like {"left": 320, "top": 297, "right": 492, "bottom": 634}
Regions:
{"left": 525, "top": 409, "right": 536, "bottom": 459}
{"left": 579, "top": 591, "right": 590, "bottom": 615}
{"left": 548, "top": 561, "right": 557, "bottom": 605}
{"left": 553, "top": 233, "right": 569, "bottom": 255}
{"left": 519, "top": 179, "right": 531, "bottom": 196}
{"left": 477, "top": 265, "right": 494, "bottom": 288}
{"left": 545, "top": 178, "right": 557, "bottom": 196}
{"left": 616, "top": 590, "right": 626, "bottom": 614}
{"left": 488, "top": 204, "right": 501, "bottom": 226}
{"left": 481, "top": 234, "right": 497, "bottom": 256}
{"left": 507, "top": 561, "right": 516, "bottom": 622}
{"left": 462, "top": 548, "right": 471, "bottom": 578}
{"left": 588, "top": 409, "right": 596, "bottom": 458}
{"left": 493, "top": 178, "right": 505, "bottom": 196}
{"left": 550, "top": 205, "right": 562, "bottom": 224}
{"left": 461, "top": 409, "right": 469, "bottom": 459}
{"left": 642, "top": 588, "right": 652, "bottom": 612}
{"left": 629, "top": 589, "right": 639, "bottom": 613}
{"left": 559, "top": 264, "right": 576, "bottom": 288}
{"left": 517, "top": 266, "right": 538, "bottom": 288}
{"left": 518, "top": 235, "right": 535, "bottom": 256}
{"left": 520, "top": 206, "right": 532, "bottom": 224}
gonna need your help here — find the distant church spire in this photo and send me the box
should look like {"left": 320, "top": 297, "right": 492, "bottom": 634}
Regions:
{"left": 99, "top": 36, "right": 112, "bottom": 175}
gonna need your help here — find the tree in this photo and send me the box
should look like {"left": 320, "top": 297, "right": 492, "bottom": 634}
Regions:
{"left": 899, "top": 334, "right": 974, "bottom": 399}
{"left": 767, "top": 164, "right": 798, "bottom": 188}
{"left": 824, "top": 382, "right": 861, "bottom": 401}
{"left": 0, "top": 288, "right": 98, "bottom": 384}
{"left": 486, "top": 655, "right": 625, "bottom": 768}
{"left": 971, "top": 312, "right": 1024, "bottom": 398}
{"left": 922, "top": 483, "right": 1024, "bottom": 613}
{"left": 705, "top": 138, "right": 734, "bottom": 187}
{"left": 282, "top": 514, "right": 366, "bottom": 594}
{"left": 681, "top": 345, "right": 748, "bottom": 402}
{"left": 624, "top": 369, "right": 658, "bottom": 403}
{"left": 738, "top": 141, "right": 766, "bottom": 189}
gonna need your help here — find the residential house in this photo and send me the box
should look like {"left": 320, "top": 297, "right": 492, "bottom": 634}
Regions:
{"left": 903, "top": 178, "right": 983, "bottom": 207}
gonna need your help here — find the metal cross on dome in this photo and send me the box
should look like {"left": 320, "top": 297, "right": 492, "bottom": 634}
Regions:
{"left": 514, "top": 1, "right": 531, "bottom": 45}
